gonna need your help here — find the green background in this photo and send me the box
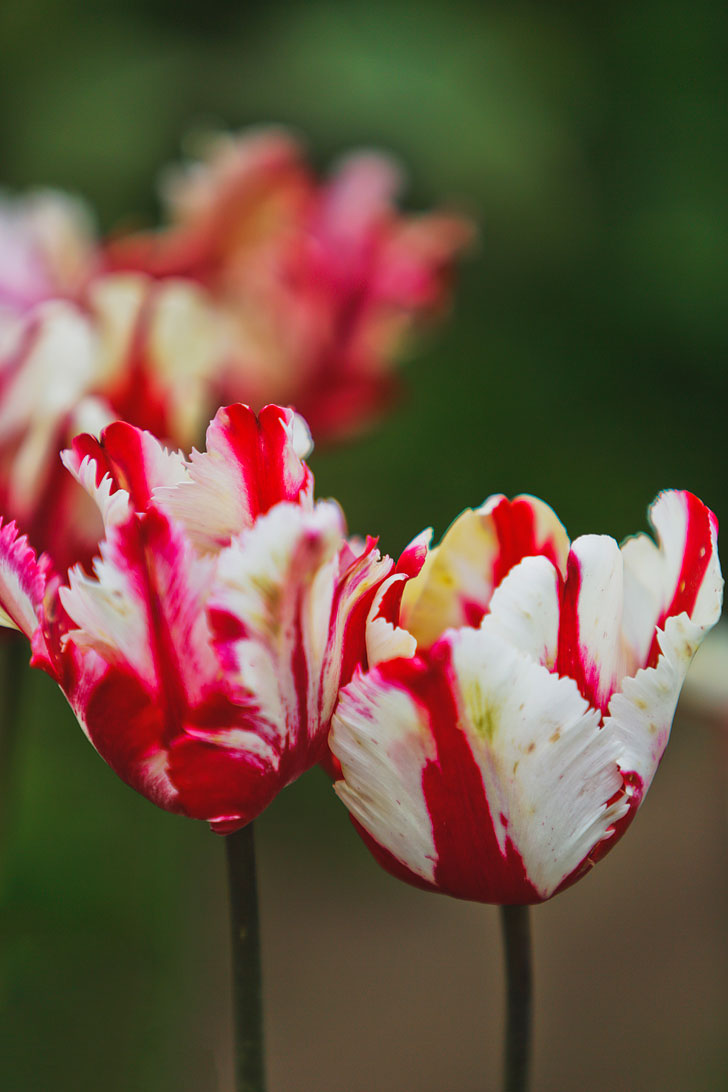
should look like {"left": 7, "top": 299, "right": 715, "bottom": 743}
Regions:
{"left": 1, "top": 2, "right": 726, "bottom": 1089}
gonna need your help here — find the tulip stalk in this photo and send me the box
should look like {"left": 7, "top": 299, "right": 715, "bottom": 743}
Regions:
{"left": 225, "top": 823, "right": 265, "bottom": 1092}
{"left": 500, "top": 904, "right": 532, "bottom": 1092}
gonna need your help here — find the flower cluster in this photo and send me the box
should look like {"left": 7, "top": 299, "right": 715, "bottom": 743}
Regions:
{"left": 0, "top": 397, "right": 720, "bottom": 899}
{"left": 106, "top": 128, "right": 474, "bottom": 440}
{"left": 0, "top": 130, "right": 471, "bottom": 571}
{"left": 0, "top": 190, "right": 230, "bottom": 571}
{"left": 0, "top": 131, "right": 721, "bottom": 915}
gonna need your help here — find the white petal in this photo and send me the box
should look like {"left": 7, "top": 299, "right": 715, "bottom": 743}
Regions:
{"left": 484, "top": 554, "right": 560, "bottom": 669}
{"left": 211, "top": 501, "right": 346, "bottom": 752}
{"left": 60, "top": 509, "right": 216, "bottom": 700}
{"left": 60, "top": 452, "right": 131, "bottom": 530}
{"left": 449, "top": 625, "right": 628, "bottom": 898}
{"left": 606, "top": 610, "right": 720, "bottom": 793}
{"left": 560, "top": 534, "right": 630, "bottom": 710}
{"left": 332, "top": 670, "right": 438, "bottom": 885}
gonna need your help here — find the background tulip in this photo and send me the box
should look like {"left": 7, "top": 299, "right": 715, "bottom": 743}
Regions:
{"left": 105, "top": 127, "right": 474, "bottom": 441}
{"left": 0, "top": 191, "right": 231, "bottom": 571}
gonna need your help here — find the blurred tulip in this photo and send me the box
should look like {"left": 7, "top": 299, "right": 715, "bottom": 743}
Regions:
{"left": 105, "top": 127, "right": 474, "bottom": 440}
{"left": 330, "top": 491, "right": 723, "bottom": 904}
{"left": 0, "top": 404, "right": 395, "bottom": 830}
{"left": 0, "top": 189, "right": 98, "bottom": 319}
{"left": 0, "top": 191, "right": 231, "bottom": 571}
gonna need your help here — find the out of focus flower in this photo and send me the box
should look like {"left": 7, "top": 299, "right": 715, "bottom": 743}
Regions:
{"left": 0, "top": 190, "right": 228, "bottom": 571}
{"left": 0, "top": 189, "right": 97, "bottom": 322}
{"left": 330, "top": 491, "right": 723, "bottom": 904}
{"left": 0, "top": 404, "right": 396, "bottom": 830}
{"left": 105, "top": 127, "right": 474, "bottom": 440}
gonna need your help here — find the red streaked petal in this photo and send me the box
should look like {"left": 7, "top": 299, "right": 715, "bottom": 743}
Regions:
{"left": 555, "top": 534, "right": 626, "bottom": 714}
{"left": 400, "top": 494, "right": 570, "bottom": 649}
{"left": 154, "top": 403, "right": 314, "bottom": 553}
{"left": 65, "top": 421, "right": 187, "bottom": 513}
{"left": 210, "top": 501, "right": 347, "bottom": 778}
{"left": 60, "top": 505, "right": 217, "bottom": 706}
{"left": 79, "top": 665, "right": 179, "bottom": 813}
{"left": 0, "top": 519, "right": 49, "bottom": 638}
{"left": 333, "top": 623, "right": 628, "bottom": 904}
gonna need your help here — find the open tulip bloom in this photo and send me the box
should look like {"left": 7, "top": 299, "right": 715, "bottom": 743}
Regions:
{"left": 330, "top": 491, "right": 723, "bottom": 905}
{"left": 329, "top": 489, "right": 722, "bottom": 1089}
{"left": 0, "top": 402, "right": 398, "bottom": 830}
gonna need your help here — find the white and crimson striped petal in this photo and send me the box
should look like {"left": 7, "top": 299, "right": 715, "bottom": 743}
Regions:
{"left": 331, "top": 490, "right": 723, "bottom": 904}
{"left": 0, "top": 403, "right": 394, "bottom": 832}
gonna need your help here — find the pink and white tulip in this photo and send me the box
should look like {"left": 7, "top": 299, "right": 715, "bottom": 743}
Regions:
{"left": 0, "top": 188, "right": 231, "bottom": 571}
{"left": 330, "top": 491, "right": 723, "bottom": 904}
{"left": 0, "top": 189, "right": 97, "bottom": 321}
{"left": 0, "top": 404, "right": 395, "bottom": 831}
{"left": 105, "top": 127, "right": 474, "bottom": 441}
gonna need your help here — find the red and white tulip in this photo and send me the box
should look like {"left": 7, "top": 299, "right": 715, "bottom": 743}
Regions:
{"left": 330, "top": 491, "right": 723, "bottom": 903}
{"left": 105, "top": 127, "right": 474, "bottom": 441}
{"left": 0, "top": 188, "right": 232, "bottom": 570}
{"left": 0, "top": 404, "right": 394, "bottom": 830}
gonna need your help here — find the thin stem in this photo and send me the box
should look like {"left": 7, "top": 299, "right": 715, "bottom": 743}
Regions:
{"left": 500, "top": 904, "right": 532, "bottom": 1092}
{"left": 225, "top": 822, "right": 266, "bottom": 1092}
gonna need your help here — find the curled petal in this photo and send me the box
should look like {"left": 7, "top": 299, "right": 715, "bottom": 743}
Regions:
{"left": 363, "top": 530, "right": 430, "bottom": 668}
{"left": 400, "top": 494, "right": 570, "bottom": 649}
{"left": 555, "top": 534, "right": 627, "bottom": 714}
{"left": 604, "top": 493, "right": 722, "bottom": 795}
{"left": 622, "top": 490, "right": 722, "bottom": 668}
{"left": 155, "top": 403, "right": 313, "bottom": 552}
{"left": 64, "top": 421, "right": 187, "bottom": 520}
{"left": 0, "top": 519, "right": 49, "bottom": 637}
{"left": 60, "top": 506, "right": 216, "bottom": 702}
{"left": 209, "top": 501, "right": 347, "bottom": 775}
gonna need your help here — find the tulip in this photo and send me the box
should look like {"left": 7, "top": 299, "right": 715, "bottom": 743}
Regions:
{"left": 105, "top": 127, "right": 474, "bottom": 441}
{"left": 0, "top": 189, "right": 97, "bottom": 318}
{"left": 330, "top": 491, "right": 723, "bottom": 905}
{"left": 0, "top": 185, "right": 231, "bottom": 570}
{"left": 0, "top": 403, "right": 394, "bottom": 831}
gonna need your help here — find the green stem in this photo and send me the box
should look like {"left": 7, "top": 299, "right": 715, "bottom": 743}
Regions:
{"left": 500, "top": 904, "right": 532, "bottom": 1092}
{"left": 225, "top": 822, "right": 265, "bottom": 1092}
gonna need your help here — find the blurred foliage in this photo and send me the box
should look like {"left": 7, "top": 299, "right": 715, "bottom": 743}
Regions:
{"left": 0, "top": 0, "right": 726, "bottom": 1088}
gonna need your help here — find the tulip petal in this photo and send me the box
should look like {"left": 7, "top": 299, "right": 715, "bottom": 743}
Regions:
{"left": 621, "top": 490, "right": 722, "bottom": 669}
{"left": 333, "top": 621, "right": 628, "bottom": 904}
{"left": 64, "top": 421, "right": 187, "bottom": 525}
{"left": 400, "top": 494, "right": 570, "bottom": 649}
{"left": 556, "top": 534, "right": 627, "bottom": 713}
{"left": 0, "top": 519, "right": 48, "bottom": 637}
{"left": 60, "top": 506, "right": 216, "bottom": 702}
{"left": 605, "top": 492, "right": 723, "bottom": 793}
{"left": 210, "top": 501, "right": 346, "bottom": 774}
{"left": 332, "top": 666, "right": 440, "bottom": 888}
{"left": 155, "top": 403, "right": 314, "bottom": 553}
{"left": 485, "top": 553, "right": 561, "bottom": 668}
